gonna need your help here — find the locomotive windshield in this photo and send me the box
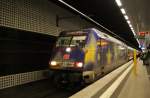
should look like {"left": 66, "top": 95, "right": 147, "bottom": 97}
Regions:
{"left": 56, "top": 36, "right": 72, "bottom": 46}
{"left": 56, "top": 36, "right": 86, "bottom": 47}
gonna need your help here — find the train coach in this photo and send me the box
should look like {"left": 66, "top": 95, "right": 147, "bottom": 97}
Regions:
{"left": 49, "top": 28, "right": 134, "bottom": 84}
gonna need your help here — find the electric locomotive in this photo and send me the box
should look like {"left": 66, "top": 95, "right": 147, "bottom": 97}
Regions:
{"left": 49, "top": 28, "right": 133, "bottom": 84}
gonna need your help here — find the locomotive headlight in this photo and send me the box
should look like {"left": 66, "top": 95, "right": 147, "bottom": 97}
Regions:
{"left": 50, "top": 61, "right": 57, "bottom": 66}
{"left": 76, "top": 62, "right": 83, "bottom": 67}
{"left": 66, "top": 47, "right": 71, "bottom": 52}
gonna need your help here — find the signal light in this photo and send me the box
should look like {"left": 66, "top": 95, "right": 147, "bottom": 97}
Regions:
{"left": 66, "top": 47, "right": 71, "bottom": 52}
{"left": 50, "top": 61, "right": 57, "bottom": 66}
{"left": 76, "top": 62, "right": 83, "bottom": 68}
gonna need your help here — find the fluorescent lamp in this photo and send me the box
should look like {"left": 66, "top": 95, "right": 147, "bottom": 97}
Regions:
{"left": 124, "top": 15, "right": 129, "bottom": 20}
{"left": 132, "top": 31, "right": 136, "bottom": 36}
{"left": 115, "top": 0, "right": 122, "bottom": 7}
{"left": 121, "top": 8, "right": 126, "bottom": 14}
{"left": 129, "top": 24, "right": 132, "bottom": 28}
{"left": 127, "top": 20, "right": 130, "bottom": 24}
{"left": 137, "top": 39, "right": 140, "bottom": 46}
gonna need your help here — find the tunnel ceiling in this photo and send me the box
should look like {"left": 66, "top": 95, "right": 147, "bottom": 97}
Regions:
{"left": 122, "top": 0, "right": 150, "bottom": 32}
{"left": 49, "top": 0, "right": 147, "bottom": 49}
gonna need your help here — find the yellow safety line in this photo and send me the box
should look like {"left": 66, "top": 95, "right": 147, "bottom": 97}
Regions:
{"left": 133, "top": 49, "right": 137, "bottom": 76}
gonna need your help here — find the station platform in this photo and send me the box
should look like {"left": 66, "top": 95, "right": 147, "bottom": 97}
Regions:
{"left": 99, "top": 59, "right": 150, "bottom": 98}
{"left": 117, "top": 60, "right": 150, "bottom": 98}
{"left": 70, "top": 60, "right": 150, "bottom": 98}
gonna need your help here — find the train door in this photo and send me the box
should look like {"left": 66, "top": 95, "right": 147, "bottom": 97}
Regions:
{"left": 95, "top": 38, "right": 102, "bottom": 77}
{"left": 101, "top": 40, "right": 115, "bottom": 73}
{"left": 117, "top": 45, "right": 127, "bottom": 65}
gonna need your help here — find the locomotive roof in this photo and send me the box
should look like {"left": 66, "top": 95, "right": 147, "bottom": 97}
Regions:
{"left": 59, "top": 28, "right": 134, "bottom": 50}
{"left": 90, "top": 28, "right": 135, "bottom": 51}
{"left": 90, "top": 28, "right": 125, "bottom": 46}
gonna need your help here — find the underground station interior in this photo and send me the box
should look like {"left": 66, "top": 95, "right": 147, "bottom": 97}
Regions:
{"left": 0, "top": 0, "right": 150, "bottom": 98}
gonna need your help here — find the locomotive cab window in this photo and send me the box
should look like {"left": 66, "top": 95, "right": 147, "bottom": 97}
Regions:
{"left": 70, "top": 36, "right": 86, "bottom": 48}
{"left": 56, "top": 37, "right": 72, "bottom": 46}
{"left": 56, "top": 36, "right": 86, "bottom": 48}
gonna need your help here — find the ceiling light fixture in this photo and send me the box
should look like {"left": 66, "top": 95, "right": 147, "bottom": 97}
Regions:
{"left": 127, "top": 20, "right": 130, "bottom": 24}
{"left": 116, "top": 0, "right": 140, "bottom": 47}
{"left": 124, "top": 15, "right": 129, "bottom": 20}
{"left": 121, "top": 8, "right": 126, "bottom": 14}
{"left": 132, "top": 30, "right": 136, "bottom": 35}
{"left": 115, "top": 0, "right": 122, "bottom": 7}
{"left": 129, "top": 24, "right": 132, "bottom": 28}
{"left": 137, "top": 39, "right": 140, "bottom": 46}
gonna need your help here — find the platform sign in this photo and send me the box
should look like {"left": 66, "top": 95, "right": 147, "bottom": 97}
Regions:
{"left": 138, "top": 32, "right": 150, "bottom": 49}
{"left": 135, "top": 32, "right": 150, "bottom": 39}
{"left": 138, "top": 32, "right": 150, "bottom": 36}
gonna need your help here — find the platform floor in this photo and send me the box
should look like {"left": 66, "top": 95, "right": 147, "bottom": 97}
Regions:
{"left": 118, "top": 60, "right": 150, "bottom": 98}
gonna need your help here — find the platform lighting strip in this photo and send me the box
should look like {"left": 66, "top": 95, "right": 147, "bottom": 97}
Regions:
{"left": 120, "top": 8, "right": 126, "bottom": 14}
{"left": 58, "top": 0, "right": 133, "bottom": 46}
{"left": 115, "top": 0, "right": 140, "bottom": 46}
{"left": 124, "top": 15, "right": 129, "bottom": 20}
{"left": 115, "top": 0, "right": 122, "bottom": 7}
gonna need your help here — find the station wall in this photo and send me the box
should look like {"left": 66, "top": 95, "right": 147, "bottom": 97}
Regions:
{"left": 0, "top": 0, "right": 95, "bottom": 36}
{"left": 0, "top": 0, "right": 96, "bottom": 89}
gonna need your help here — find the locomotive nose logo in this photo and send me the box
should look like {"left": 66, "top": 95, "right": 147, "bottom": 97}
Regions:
{"left": 63, "top": 54, "right": 70, "bottom": 60}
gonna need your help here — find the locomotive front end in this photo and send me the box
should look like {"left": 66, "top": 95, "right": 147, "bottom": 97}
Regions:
{"left": 49, "top": 31, "right": 87, "bottom": 84}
